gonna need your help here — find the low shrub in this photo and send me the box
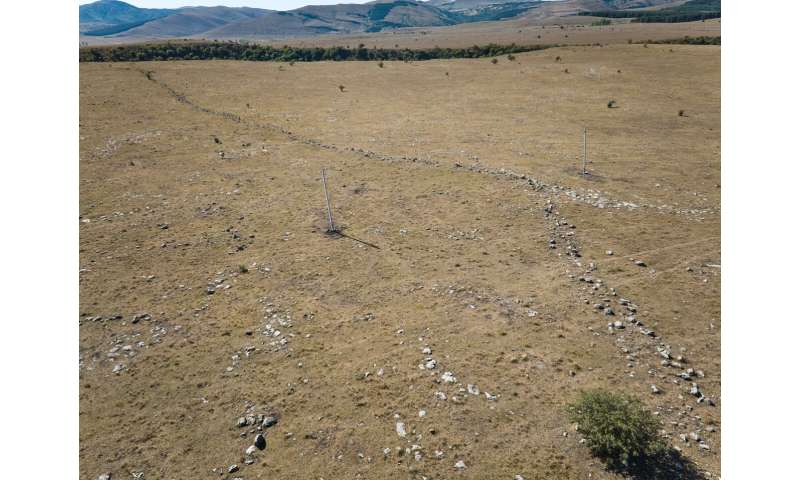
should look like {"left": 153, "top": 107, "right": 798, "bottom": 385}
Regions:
{"left": 567, "top": 390, "right": 665, "bottom": 468}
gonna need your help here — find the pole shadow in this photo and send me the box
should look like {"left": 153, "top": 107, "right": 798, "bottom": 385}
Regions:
{"left": 325, "top": 228, "right": 380, "bottom": 250}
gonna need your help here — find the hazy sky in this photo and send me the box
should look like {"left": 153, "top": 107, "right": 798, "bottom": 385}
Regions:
{"left": 79, "top": 1, "right": 373, "bottom": 11}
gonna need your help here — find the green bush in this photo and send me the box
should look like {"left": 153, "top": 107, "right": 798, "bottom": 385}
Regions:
{"left": 567, "top": 390, "right": 664, "bottom": 468}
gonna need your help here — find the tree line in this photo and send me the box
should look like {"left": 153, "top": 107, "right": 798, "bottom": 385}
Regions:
{"left": 79, "top": 37, "right": 720, "bottom": 63}
{"left": 79, "top": 42, "right": 557, "bottom": 62}
{"left": 639, "top": 36, "right": 721, "bottom": 45}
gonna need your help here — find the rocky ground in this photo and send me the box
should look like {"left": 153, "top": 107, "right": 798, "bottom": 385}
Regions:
{"left": 80, "top": 43, "right": 719, "bottom": 479}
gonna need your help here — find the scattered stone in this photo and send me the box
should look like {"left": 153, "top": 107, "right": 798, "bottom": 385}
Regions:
{"left": 245, "top": 445, "right": 257, "bottom": 456}
{"left": 422, "top": 347, "right": 432, "bottom": 355}
{"left": 634, "top": 260, "right": 647, "bottom": 267}
{"left": 441, "top": 372, "right": 457, "bottom": 383}
{"left": 396, "top": 422, "right": 407, "bottom": 437}
{"left": 435, "top": 391, "right": 447, "bottom": 400}
{"left": 262, "top": 415, "right": 278, "bottom": 429}
{"left": 454, "top": 460, "right": 466, "bottom": 469}
{"left": 424, "top": 359, "right": 437, "bottom": 370}
{"left": 254, "top": 433, "right": 266, "bottom": 450}
{"left": 650, "top": 384, "right": 661, "bottom": 394}
{"left": 97, "top": 475, "right": 111, "bottom": 480}
{"left": 237, "top": 417, "right": 247, "bottom": 428}
{"left": 467, "top": 384, "right": 480, "bottom": 395}
{"left": 606, "top": 250, "right": 613, "bottom": 256}
{"left": 228, "top": 465, "right": 239, "bottom": 474}
{"left": 690, "top": 383, "right": 702, "bottom": 397}
{"left": 612, "top": 320, "right": 624, "bottom": 329}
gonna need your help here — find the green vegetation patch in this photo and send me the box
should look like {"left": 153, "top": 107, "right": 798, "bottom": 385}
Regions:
{"left": 567, "top": 390, "right": 665, "bottom": 468}
{"left": 585, "top": 0, "right": 720, "bottom": 23}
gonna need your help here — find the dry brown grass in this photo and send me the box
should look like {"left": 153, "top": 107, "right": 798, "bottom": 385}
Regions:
{"left": 79, "top": 43, "right": 719, "bottom": 479}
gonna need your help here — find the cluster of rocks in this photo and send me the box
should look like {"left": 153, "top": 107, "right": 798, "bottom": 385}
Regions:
{"left": 545, "top": 207, "right": 582, "bottom": 260}
{"left": 224, "top": 225, "right": 255, "bottom": 253}
{"left": 543, "top": 197, "right": 719, "bottom": 456}
{"left": 444, "top": 228, "right": 484, "bottom": 241}
{"left": 80, "top": 314, "right": 182, "bottom": 374}
{"left": 80, "top": 312, "right": 153, "bottom": 326}
{"left": 225, "top": 346, "right": 249, "bottom": 374}
{"left": 89, "top": 129, "right": 161, "bottom": 162}
{"left": 384, "top": 410, "right": 462, "bottom": 468}
{"left": 415, "top": 343, "right": 499, "bottom": 404}
{"left": 206, "top": 271, "right": 233, "bottom": 295}
{"left": 678, "top": 428, "right": 713, "bottom": 451}
{"left": 430, "top": 283, "right": 542, "bottom": 324}
{"left": 217, "top": 409, "right": 280, "bottom": 475}
{"left": 260, "top": 301, "right": 294, "bottom": 352}
{"left": 81, "top": 313, "right": 124, "bottom": 323}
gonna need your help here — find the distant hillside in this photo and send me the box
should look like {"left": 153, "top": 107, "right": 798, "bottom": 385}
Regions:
{"left": 433, "top": 1, "right": 549, "bottom": 23}
{"left": 79, "top": 0, "right": 704, "bottom": 40}
{"left": 204, "top": 1, "right": 460, "bottom": 37}
{"left": 79, "top": 0, "right": 172, "bottom": 33}
{"left": 118, "top": 7, "right": 270, "bottom": 38}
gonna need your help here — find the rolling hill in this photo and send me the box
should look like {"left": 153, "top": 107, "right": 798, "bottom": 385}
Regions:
{"left": 205, "top": 1, "right": 461, "bottom": 37}
{"left": 117, "top": 7, "right": 271, "bottom": 38}
{"left": 79, "top": 0, "right": 175, "bottom": 33}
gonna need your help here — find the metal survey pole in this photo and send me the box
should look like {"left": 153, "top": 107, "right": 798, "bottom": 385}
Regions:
{"left": 321, "top": 168, "right": 336, "bottom": 232}
{"left": 582, "top": 127, "right": 587, "bottom": 175}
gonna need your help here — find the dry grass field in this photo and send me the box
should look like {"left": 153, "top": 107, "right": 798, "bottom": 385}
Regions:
{"left": 272, "top": 19, "right": 720, "bottom": 49}
{"left": 79, "top": 42, "right": 719, "bottom": 479}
